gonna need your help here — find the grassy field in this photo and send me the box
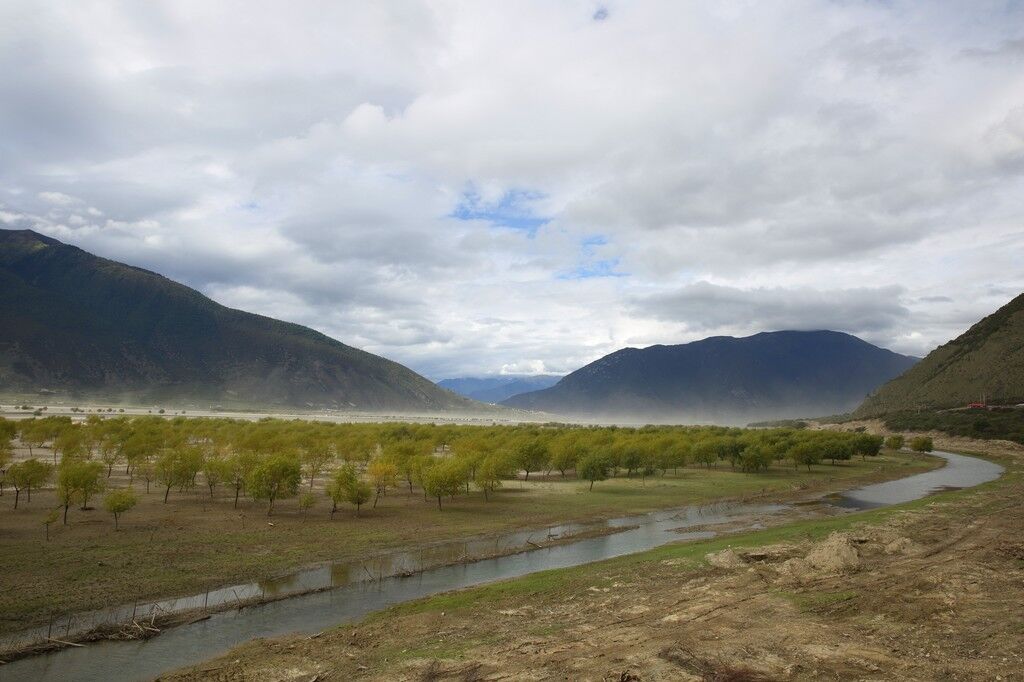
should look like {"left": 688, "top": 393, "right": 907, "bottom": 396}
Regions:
{"left": 168, "top": 446, "right": 1022, "bottom": 681}
{"left": 0, "top": 448, "right": 935, "bottom": 635}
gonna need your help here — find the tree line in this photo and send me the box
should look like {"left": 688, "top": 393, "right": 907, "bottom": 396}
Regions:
{"left": 0, "top": 416, "right": 929, "bottom": 528}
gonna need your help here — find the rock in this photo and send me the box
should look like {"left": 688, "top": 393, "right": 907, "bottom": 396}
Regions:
{"left": 806, "top": 533, "right": 861, "bottom": 573}
{"left": 705, "top": 549, "right": 745, "bottom": 569}
{"left": 884, "top": 537, "right": 918, "bottom": 555}
{"left": 776, "top": 557, "right": 812, "bottom": 585}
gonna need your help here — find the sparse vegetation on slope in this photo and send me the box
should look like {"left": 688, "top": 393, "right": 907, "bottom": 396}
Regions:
{"left": 856, "top": 291, "right": 1024, "bottom": 415}
{"left": 883, "top": 407, "right": 1024, "bottom": 445}
{"left": 0, "top": 229, "right": 477, "bottom": 412}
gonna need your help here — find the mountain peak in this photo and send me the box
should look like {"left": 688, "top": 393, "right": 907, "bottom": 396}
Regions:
{"left": 0, "top": 228, "right": 483, "bottom": 412}
{"left": 503, "top": 330, "right": 917, "bottom": 423}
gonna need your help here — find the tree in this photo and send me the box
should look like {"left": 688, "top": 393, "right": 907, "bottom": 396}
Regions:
{"left": 225, "top": 451, "right": 258, "bottom": 508}
{"left": 298, "top": 491, "right": 317, "bottom": 520}
{"left": 411, "top": 455, "right": 436, "bottom": 501}
{"left": 885, "top": 435, "right": 905, "bottom": 451}
{"left": 422, "top": 460, "right": 465, "bottom": 510}
{"left": 851, "top": 434, "right": 884, "bottom": 460}
{"left": 639, "top": 446, "right": 658, "bottom": 484}
{"left": 56, "top": 461, "right": 94, "bottom": 524}
{"left": 52, "top": 427, "right": 87, "bottom": 464}
{"left": 8, "top": 459, "right": 53, "bottom": 508}
{"left": 344, "top": 479, "right": 372, "bottom": 517}
{"left": 822, "top": 440, "right": 853, "bottom": 465}
{"left": 176, "top": 446, "right": 204, "bottom": 492}
{"left": 691, "top": 441, "right": 718, "bottom": 468}
{"left": 740, "top": 444, "right": 772, "bottom": 472}
{"left": 103, "top": 489, "right": 138, "bottom": 530}
{"left": 578, "top": 452, "right": 610, "bottom": 491}
{"left": 202, "top": 453, "right": 230, "bottom": 498}
{"left": 326, "top": 464, "right": 358, "bottom": 518}
{"left": 19, "top": 421, "right": 46, "bottom": 457}
{"left": 367, "top": 458, "right": 398, "bottom": 508}
{"left": 0, "top": 438, "right": 11, "bottom": 496}
{"left": 74, "top": 461, "right": 105, "bottom": 509}
{"left": 515, "top": 440, "right": 548, "bottom": 481}
{"left": 660, "top": 440, "right": 689, "bottom": 475}
{"left": 549, "top": 441, "right": 582, "bottom": 477}
{"left": 620, "top": 447, "right": 644, "bottom": 477}
{"left": 7, "top": 461, "right": 24, "bottom": 508}
{"left": 43, "top": 509, "right": 59, "bottom": 541}
{"left": 247, "top": 454, "right": 302, "bottom": 516}
{"left": 301, "top": 440, "right": 334, "bottom": 490}
{"left": 389, "top": 441, "right": 427, "bottom": 494}
{"left": 789, "top": 443, "right": 821, "bottom": 471}
{"left": 475, "top": 453, "right": 510, "bottom": 500}
{"left": 910, "top": 436, "right": 934, "bottom": 453}
{"left": 99, "top": 432, "right": 125, "bottom": 477}
{"left": 712, "top": 437, "right": 743, "bottom": 469}
{"left": 155, "top": 449, "right": 186, "bottom": 503}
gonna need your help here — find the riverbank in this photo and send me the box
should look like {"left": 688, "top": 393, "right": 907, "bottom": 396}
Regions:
{"left": 166, "top": 439, "right": 1022, "bottom": 681}
{"left": 0, "top": 450, "right": 933, "bottom": 639}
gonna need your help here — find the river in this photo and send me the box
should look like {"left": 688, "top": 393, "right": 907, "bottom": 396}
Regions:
{"left": 0, "top": 450, "right": 1003, "bottom": 682}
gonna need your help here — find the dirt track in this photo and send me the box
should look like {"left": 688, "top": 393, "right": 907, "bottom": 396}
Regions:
{"left": 165, "top": 435, "right": 1024, "bottom": 681}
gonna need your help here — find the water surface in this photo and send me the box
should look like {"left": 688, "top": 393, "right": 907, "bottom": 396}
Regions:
{"left": 1, "top": 450, "right": 1001, "bottom": 682}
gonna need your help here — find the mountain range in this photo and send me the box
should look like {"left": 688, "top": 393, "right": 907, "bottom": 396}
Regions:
{"left": 0, "top": 229, "right": 478, "bottom": 412}
{"left": 503, "top": 330, "right": 919, "bottom": 422}
{"left": 10, "top": 228, "right": 1011, "bottom": 423}
{"left": 437, "top": 375, "right": 561, "bottom": 403}
{"left": 855, "top": 292, "right": 1024, "bottom": 415}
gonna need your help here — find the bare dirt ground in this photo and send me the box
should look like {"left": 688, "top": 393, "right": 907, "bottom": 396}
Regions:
{"left": 1, "top": 440, "right": 929, "bottom": 639}
{"left": 166, "top": 436, "right": 1024, "bottom": 682}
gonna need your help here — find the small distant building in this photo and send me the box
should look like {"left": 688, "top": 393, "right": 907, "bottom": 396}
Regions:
{"left": 968, "top": 402, "right": 987, "bottom": 409}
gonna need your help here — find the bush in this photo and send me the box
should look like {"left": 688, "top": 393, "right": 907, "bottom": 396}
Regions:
{"left": 910, "top": 436, "right": 934, "bottom": 453}
{"left": 884, "top": 435, "right": 905, "bottom": 451}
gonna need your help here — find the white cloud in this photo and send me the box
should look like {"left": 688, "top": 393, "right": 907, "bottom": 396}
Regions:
{"left": 2, "top": 0, "right": 1023, "bottom": 379}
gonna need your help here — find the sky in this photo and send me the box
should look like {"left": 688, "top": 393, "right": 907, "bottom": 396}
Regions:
{"left": 2, "top": 1, "right": 1023, "bottom": 380}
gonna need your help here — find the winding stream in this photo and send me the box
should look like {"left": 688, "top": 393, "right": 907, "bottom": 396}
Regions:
{"left": 0, "top": 450, "right": 1003, "bottom": 682}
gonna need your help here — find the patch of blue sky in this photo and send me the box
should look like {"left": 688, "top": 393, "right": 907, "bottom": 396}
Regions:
{"left": 450, "top": 188, "right": 550, "bottom": 235}
{"left": 558, "top": 258, "right": 627, "bottom": 280}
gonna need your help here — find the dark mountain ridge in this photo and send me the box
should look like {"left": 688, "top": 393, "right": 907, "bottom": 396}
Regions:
{"left": 503, "top": 330, "right": 918, "bottom": 423}
{"left": 0, "top": 229, "right": 478, "bottom": 411}
{"left": 855, "top": 292, "right": 1024, "bottom": 415}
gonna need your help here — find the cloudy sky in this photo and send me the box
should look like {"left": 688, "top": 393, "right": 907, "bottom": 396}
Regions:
{"left": 2, "top": 1, "right": 1023, "bottom": 380}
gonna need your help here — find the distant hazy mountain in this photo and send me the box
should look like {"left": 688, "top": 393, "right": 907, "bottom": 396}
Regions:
{"left": 502, "top": 330, "right": 918, "bottom": 423}
{"left": 856, "top": 292, "right": 1024, "bottom": 415}
{"left": 438, "top": 375, "right": 561, "bottom": 403}
{"left": 0, "top": 229, "right": 481, "bottom": 412}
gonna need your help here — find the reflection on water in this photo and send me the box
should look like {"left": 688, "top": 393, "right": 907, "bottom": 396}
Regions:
{"left": 2, "top": 450, "right": 1002, "bottom": 682}
{"left": 833, "top": 450, "right": 1003, "bottom": 509}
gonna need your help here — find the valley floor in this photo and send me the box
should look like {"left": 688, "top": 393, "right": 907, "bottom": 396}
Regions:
{"left": 166, "top": 436, "right": 1024, "bottom": 682}
{"left": 0, "top": 449, "right": 930, "bottom": 640}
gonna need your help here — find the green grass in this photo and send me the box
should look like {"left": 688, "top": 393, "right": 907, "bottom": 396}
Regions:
{"left": 371, "top": 452, "right": 1017, "bottom": 623}
{"left": 0, "top": 452, "right": 937, "bottom": 635}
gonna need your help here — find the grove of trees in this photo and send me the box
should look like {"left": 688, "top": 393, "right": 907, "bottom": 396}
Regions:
{"left": 0, "top": 414, "right": 917, "bottom": 528}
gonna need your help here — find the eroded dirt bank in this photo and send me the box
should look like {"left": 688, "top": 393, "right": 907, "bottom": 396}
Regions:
{"left": 165, "top": 437, "right": 1023, "bottom": 681}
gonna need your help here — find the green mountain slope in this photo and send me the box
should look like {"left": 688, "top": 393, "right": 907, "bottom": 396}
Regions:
{"left": 503, "top": 330, "right": 918, "bottom": 423}
{"left": 855, "top": 292, "right": 1024, "bottom": 415}
{"left": 0, "top": 229, "right": 478, "bottom": 411}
